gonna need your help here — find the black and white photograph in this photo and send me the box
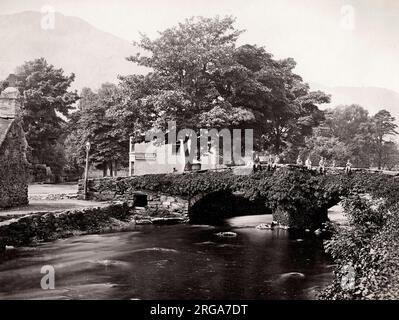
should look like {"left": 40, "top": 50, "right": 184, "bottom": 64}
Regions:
{"left": 0, "top": 0, "right": 399, "bottom": 311}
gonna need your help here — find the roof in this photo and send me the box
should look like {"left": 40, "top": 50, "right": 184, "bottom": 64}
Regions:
{"left": 0, "top": 87, "right": 19, "bottom": 98}
{"left": 0, "top": 118, "right": 14, "bottom": 150}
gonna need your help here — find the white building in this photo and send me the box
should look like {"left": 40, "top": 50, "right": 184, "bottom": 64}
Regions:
{"left": 128, "top": 137, "right": 220, "bottom": 176}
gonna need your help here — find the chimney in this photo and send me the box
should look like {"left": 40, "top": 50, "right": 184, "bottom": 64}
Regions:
{"left": 0, "top": 87, "right": 21, "bottom": 119}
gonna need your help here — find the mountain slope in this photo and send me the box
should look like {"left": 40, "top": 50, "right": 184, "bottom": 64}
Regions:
{"left": 311, "top": 84, "right": 399, "bottom": 124}
{"left": 0, "top": 11, "right": 145, "bottom": 90}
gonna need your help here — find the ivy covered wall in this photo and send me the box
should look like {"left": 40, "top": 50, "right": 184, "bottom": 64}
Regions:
{"left": 0, "top": 119, "right": 28, "bottom": 208}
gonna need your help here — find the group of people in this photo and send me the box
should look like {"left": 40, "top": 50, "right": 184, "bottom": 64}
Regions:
{"left": 266, "top": 154, "right": 280, "bottom": 171}
{"left": 297, "top": 155, "right": 353, "bottom": 175}
{"left": 251, "top": 152, "right": 353, "bottom": 175}
{"left": 252, "top": 154, "right": 280, "bottom": 172}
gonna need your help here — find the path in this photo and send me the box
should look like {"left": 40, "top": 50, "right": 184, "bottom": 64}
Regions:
{"left": 0, "top": 183, "right": 107, "bottom": 222}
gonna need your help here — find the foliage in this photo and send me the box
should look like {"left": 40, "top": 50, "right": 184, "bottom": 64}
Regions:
{"left": 65, "top": 84, "right": 128, "bottom": 175}
{"left": 121, "top": 16, "right": 329, "bottom": 157}
{"left": 371, "top": 110, "right": 398, "bottom": 169}
{"left": 10, "top": 58, "right": 78, "bottom": 174}
{"left": 321, "top": 173, "right": 399, "bottom": 299}
{"left": 305, "top": 105, "right": 399, "bottom": 168}
{"left": 301, "top": 131, "right": 350, "bottom": 166}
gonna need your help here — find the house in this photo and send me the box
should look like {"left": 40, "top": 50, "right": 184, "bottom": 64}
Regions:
{"left": 128, "top": 136, "right": 220, "bottom": 176}
{"left": 0, "top": 87, "right": 28, "bottom": 208}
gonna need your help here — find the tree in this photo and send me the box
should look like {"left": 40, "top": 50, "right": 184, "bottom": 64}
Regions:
{"left": 306, "top": 105, "right": 399, "bottom": 169}
{"left": 371, "top": 110, "right": 398, "bottom": 169}
{"left": 122, "top": 16, "right": 329, "bottom": 164}
{"left": 65, "top": 84, "right": 128, "bottom": 176}
{"left": 10, "top": 58, "right": 78, "bottom": 174}
{"left": 301, "top": 130, "right": 350, "bottom": 166}
{"left": 323, "top": 105, "right": 370, "bottom": 143}
{"left": 380, "top": 141, "right": 399, "bottom": 170}
{"left": 310, "top": 105, "right": 372, "bottom": 167}
{"left": 125, "top": 16, "right": 245, "bottom": 132}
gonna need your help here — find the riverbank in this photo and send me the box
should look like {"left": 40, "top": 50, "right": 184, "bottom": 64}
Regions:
{"left": 0, "top": 199, "right": 109, "bottom": 220}
{"left": 0, "top": 184, "right": 135, "bottom": 250}
{"left": 320, "top": 173, "right": 399, "bottom": 300}
{"left": 0, "top": 201, "right": 193, "bottom": 253}
{"left": 0, "top": 202, "right": 134, "bottom": 250}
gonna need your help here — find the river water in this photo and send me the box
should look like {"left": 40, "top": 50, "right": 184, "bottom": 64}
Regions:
{"left": 0, "top": 214, "right": 336, "bottom": 300}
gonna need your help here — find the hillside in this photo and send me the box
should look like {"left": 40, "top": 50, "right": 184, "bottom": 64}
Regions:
{"left": 311, "top": 84, "right": 399, "bottom": 121}
{"left": 0, "top": 11, "right": 145, "bottom": 90}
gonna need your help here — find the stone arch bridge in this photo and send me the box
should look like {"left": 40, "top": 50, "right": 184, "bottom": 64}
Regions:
{"left": 79, "top": 167, "right": 396, "bottom": 229}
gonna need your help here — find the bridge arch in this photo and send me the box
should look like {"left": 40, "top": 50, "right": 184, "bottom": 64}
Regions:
{"left": 188, "top": 190, "right": 271, "bottom": 225}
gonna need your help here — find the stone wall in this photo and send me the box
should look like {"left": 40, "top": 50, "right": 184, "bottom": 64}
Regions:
{"left": 78, "top": 178, "right": 189, "bottom": 218}
{"left": 0, "top": 203, "right": 132, "bottom": 249}
{"left": 0, "top": 119, "right": 28, "bottom": 208}
{"left": 146, "top": 193, "right": 189, "bottom": 217}
{"left": 0, "top": 87, "right": 28, "bottom": 209}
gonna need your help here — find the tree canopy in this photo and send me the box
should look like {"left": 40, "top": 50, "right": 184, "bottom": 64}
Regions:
{"left": 303, "top": 104, "right": 399, "bottom": 168}
{"left": 9, "top": 58, "right": 78, "bottom": 174}
{"left": 120, "top": 16, "right": 329, "bottom": 156}
{"left": 66, "top": 84, "right": 127, "bottom": 175}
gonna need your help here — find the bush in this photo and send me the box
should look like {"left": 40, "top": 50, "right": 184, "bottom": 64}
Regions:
{"left": 321, "top": 189, "right": 399, "bottom": 299}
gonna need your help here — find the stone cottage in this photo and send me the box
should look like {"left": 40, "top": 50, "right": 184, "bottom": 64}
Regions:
{"left": 0, "top": 87, "right": 28, "bottom": 208}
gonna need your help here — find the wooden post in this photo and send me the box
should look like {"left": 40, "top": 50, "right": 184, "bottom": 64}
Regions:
{"left": 84, "top": 141, "right": 91, "bottom": 200}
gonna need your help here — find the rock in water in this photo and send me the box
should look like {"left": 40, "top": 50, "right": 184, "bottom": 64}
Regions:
{"left": 256, "top": 223, "right": 272, "bottom": 230}
{"left": 314, "top": 229, "right": 322, "bottom": 236}
{"left": 215, "top": 231, "right": 237, "bottom": 238}
{"left": 278, "top": 272, "right": 306, "bottom": 281}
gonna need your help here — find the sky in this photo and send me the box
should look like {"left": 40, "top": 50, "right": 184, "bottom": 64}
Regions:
{"left": 1, "top": 0, "right": 399, "bottom": 92}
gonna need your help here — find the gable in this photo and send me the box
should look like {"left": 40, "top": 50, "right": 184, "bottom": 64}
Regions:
{"left": 0, "top": 118, "right": 14, "bottom": 151}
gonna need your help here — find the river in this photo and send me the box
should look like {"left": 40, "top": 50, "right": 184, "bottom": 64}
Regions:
{"left": 0, "top": 213, "right": 337, "bottom": 300}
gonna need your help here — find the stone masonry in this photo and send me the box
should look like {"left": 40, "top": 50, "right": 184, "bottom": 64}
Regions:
{"left": 0, "top": 87, "right": 28, "bottom": 209}
{"left": 78, "top": 178, "right": 189, "bottom": 219}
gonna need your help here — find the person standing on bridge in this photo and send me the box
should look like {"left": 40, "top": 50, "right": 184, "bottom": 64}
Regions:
{"left": 345, "top": 159, "right": 352, "bottom": 175}
{"left": 305, "top": 156, "right": 312, "bottom": 170}
{"left": 267, "top": 154, "right": 273, "bottom": 171}
{"left": 272, "top": 155, "right": 280, "bottom": 170}
{"left": 319, "top": 157, "right": 326, "bottom": 174}
{"left": 253, "top": 152, "right": 261, "bottom": 172}
{"left": 296, "top": 155, "right": 303, "bottom": 166}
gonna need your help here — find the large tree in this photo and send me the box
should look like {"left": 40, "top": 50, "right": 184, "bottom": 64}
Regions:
{"left": 305, "top": 105, "right": 399, "bottom": 168}
{"left": 121, "top": 16, "right": 329, "bottom": 162}
{"left": 9, "top": 58, "right": 78, "bottom": 174}
{"left": 66, "top": 84, "right": 127, "bottom": 176}
{"left": 370, "top": 110, "right": 398, "bottom": 169}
